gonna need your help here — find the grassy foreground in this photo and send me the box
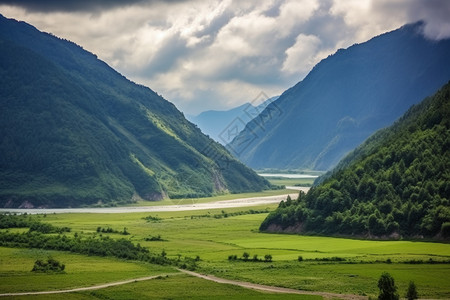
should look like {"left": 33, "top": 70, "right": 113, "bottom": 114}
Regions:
{"left": 1, "top": 202, "right": 450, "bottom": 299}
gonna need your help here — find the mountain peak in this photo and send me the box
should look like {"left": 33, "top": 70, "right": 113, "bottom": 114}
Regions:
{"left": 229, "top": 22, "right": 450, "bottom": 171}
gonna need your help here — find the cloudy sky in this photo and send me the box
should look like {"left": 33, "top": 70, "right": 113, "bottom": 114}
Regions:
{"left": 1, "top": 0, "right": 449, "bottom": 115}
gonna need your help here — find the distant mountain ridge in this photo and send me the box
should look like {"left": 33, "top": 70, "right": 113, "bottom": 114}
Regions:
{"left": 189, "top": 96, "right": 279, "bottom": 145}
{"left": 187, "top": 103, "right": 255, "bottom": 144}
{"left": 0, "top": 15, "right": 269, "bottom": 208}
{"left": 260, "top": 81, "right": 450, "bottom": 238}
{"left": 229, "top": 22, "right": 450, "bottom": 171}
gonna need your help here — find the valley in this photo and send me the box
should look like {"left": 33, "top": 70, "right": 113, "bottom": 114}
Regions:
{"left": 1, "top": 200, "right": 449, "bottom": 299}
{"left": 1, "top": 5, "right": 449, "bottom": 300}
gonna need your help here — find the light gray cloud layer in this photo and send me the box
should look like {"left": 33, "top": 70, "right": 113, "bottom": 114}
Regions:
{"left": 1, "top": 0, "right": 449, "bottom": 114}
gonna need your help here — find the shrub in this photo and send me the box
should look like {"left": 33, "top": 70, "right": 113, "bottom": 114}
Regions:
{"left": 32, "top": 257, "right": 65, "bottom": 273}
{"left": 441, "top": 222, "right": 450, "bottom": 238}
{"left": 406, "top": 281, "right": 418, "bottom": 300}
{"left": 242, "top": 252, "right": 250, "bottom": 261}
{"left": 377, "top": 272, "right": 399, "bottom": 300}
{"left": 145, "top": 235, "right": 164, "bottom": 241}
{"left": 264, "top": 254, "right": 272, "bottom": 262}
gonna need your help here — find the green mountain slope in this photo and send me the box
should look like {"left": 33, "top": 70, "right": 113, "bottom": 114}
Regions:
{"left": 260, "top": 82, "right": 450, "bottom": 238}
{"left": 0, "top": 15, "right": 269, "bottom": 208}
{"left": 229, "top": 22, "right": 450, "bottom": 171}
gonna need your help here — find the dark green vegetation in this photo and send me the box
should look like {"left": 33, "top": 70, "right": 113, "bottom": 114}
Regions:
{"left": 230, "top": 22, "right": 450, "bottom": 171}
{"left": 0, "top": 14, "right": 269, "bottom": 208}
{"left": 0, "top": 213, "right": 70, "bottom": 233}
{"left": 377, "top": 272, "right": 399, "bottom": 300}
{"left": 260, "top": 82, "right": 450, "bottom": 238}
{"left": 32, "top": 257, "right": 65, "bottom": 273}
{"left": 227, "top": 252, "right": 273, "bottom": 262}
{"left": 0, "top": 213, "right": 198, "bottom": 270}
{"left": 406, "top": 281, "right": 418, "bottom": 300}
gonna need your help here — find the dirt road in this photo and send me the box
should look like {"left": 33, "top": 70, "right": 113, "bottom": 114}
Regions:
{"left": 179, "top": 269, "right": 368, "bottom": 300}
{"left": 0, "top": 269, "right": 368, "bottom": 299}
{"left": 0, "top": 273, "right": 179, "bottom": 297}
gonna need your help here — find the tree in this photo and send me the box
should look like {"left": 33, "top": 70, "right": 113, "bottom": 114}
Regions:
{"left": 286, "top": 195, "right": 293, "bottom": 206}
{"left": 378, "top": 272, "right": 399, "bottom": 300}
{"left": 264, "top": 254, "right": 272, "bottom": 262}
{"left": 406, "top": 281, "right": 418, "bottom": 300}
{"left": 242, "top": 252, "right": 250, "bottom": 261}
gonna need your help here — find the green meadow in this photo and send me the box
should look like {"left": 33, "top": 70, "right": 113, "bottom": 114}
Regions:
{"left": 128, "top": 188, "right": 299, "bottom": 207}
{"left": 1, "top": 201, "right": 450, "bottom": 299}
{"left": 261, "top": 177, "right": 316, "bottom": 187}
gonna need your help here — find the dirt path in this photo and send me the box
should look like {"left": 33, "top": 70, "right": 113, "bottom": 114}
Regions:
{"left": 0, "top": 273, "right": 179, "bottom": 297}
{"left": 179, "top": 269, "right": 368, "bottom": 300}
{"left": 1, "top": 269, "right": 368, "bottom": 299}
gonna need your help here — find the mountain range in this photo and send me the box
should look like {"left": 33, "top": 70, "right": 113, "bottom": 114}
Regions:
{"left": 188, "top": 96, "right": 279, "bottom": 145}
{"left": 229, "top": 22, "right": 450, "bottom": 171}
{"left": 0, "top": 15, "right": 269, "bottom": 208}
{"left": 187, "top": 103, "right": 255, "bottom": 145}
{"left": 260, "top": 81, "right": 450, "bottom": 238}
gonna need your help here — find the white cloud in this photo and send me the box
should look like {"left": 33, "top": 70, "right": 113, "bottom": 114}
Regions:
{"left": 1, "top": 0, "right": 449, "bottom": 114}
{"left": 279, "top": 0, "right": 319, "bottom": 34}
{"left": 282, "top": 34, "right": 321, "bottom": 75}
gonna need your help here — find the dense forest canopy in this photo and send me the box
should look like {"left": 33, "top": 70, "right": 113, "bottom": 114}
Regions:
{"left": 260, "top": 82, "right": 450, "bottom": 238}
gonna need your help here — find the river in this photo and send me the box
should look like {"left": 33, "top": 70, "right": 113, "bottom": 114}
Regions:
{"left": 0, "top": 192, "right": 304, "bottom": 214}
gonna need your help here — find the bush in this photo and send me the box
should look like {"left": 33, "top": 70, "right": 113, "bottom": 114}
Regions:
{"left": 406, "top": 281, "right": 418, "bottom": 300}
{"left": 377, "top": 272, "right": 399, "bottom": 300}
{"left": 441, "top": 222, "right": 450, "bottom": 238}
{"left": 228, "top": 254, "right": 237, "bottom": 261}
{"left": 242, "top": 252, "right": 250, "bottom": 261}
{"left": 145, "top": 235, "right": 164, "bottom": 241}
{"left": 32, "top": 257, "right": 65, "bottom": 273}
{"left": 264, "top": 254, "right": 272, "bottom": 262}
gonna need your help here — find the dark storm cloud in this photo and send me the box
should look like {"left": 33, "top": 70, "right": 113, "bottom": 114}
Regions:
{"left": 3, "top": 0, "right": 448, "bottom": 115}
{"left": 0, "top": 0, "right": 183, "bottom": 12}
{"left": 139, "top": 33, "right": 190, "bottom": 76}
{"left": 407, "top": 0, "right": 450, "bottom": 39}
{"left": 373, "top": 0, "right": 450, "bottom": 40}
{"left": 194, "top": 9, "right": 233, "bottom": 41}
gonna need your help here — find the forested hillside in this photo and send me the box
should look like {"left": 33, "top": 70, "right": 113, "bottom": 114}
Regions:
{"left": 229, "top": 22, "right": 450, "bottom": 171}
{"left": 260, "top": 82, "right": 450, "bottom": 238}
{"left": 0, "top": 15, "right": 269, "bottom": 208}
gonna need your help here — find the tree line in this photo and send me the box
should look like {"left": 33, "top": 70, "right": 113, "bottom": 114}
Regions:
{"left": 0, "top": 213, "right": 197, "bottom": 270}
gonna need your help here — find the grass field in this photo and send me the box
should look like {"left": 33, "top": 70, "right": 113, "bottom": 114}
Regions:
{"left": 263, "top": 177, "right": 316, "bottom": 187}
{"left": 3, "top": 273, "right": 321, "bottom": 300}
{"left": 0, "top": 247, "right": 175, "bottom": 293}
{"left": 129, "top": 188, "right": 299, "bottom": 207}
{"left": 1, "top": 201, "right": 450, "bottom": 299}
